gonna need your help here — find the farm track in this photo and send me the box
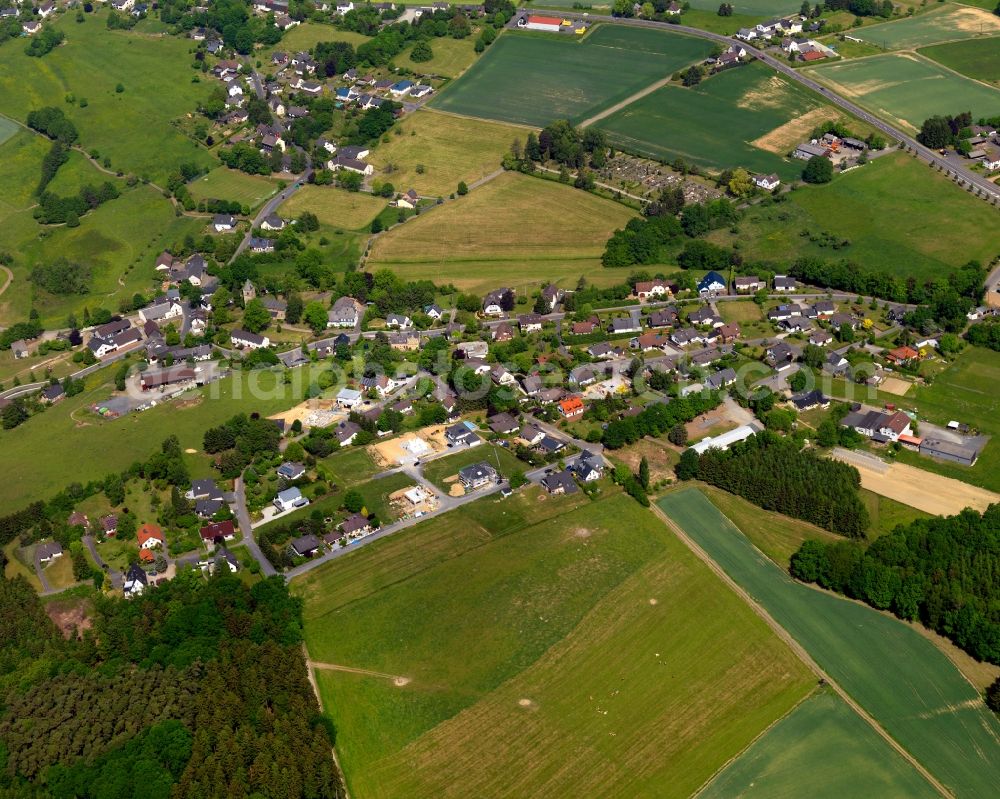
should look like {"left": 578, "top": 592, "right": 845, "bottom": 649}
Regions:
{"left": 578, "top": 75, "right": 676, "bottom": 128}
{"left": 650, "top": 503, "right": 954, "bottom": 799}
{"left": 0, "top": 265, "right": 12, "bottom": 299}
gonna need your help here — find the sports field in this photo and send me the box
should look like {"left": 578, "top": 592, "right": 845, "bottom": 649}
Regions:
{"left": 278, "top": 185, "right": 387, "bottom": 230}
{"left": 367, "top": 171, "right": 636, "bottom": 294}
{"left": 0, "top": 9, "right": 216, "bottom": 184}
{"left": 598, "top": 62, "right": 842, "bottom": 181}
{"left": 659, "top": 489, "right": 1000, "bottom": 799}
{"left": 806, "top": 53, "right": 1000, "bottom": 132}
{"left": 707, "top": 153, "right": 1000, "bottom": 283}
{"left": 856, "top": 5, "right": 1000, "bottom": 49}
{"left": 919, "top": 36, "right": 1000, "bottom": 86}
{"left": 700, "top": 689, "right": 939, "bottom": 799}
{"left": 368, "top": 110, "right": 523, "bottom": 197}
{"left": 295, "top": 493, "right": 813, "bottom": 799}
{"left": 431, "top": 26, "right": 715, "bottom": 127}
{"left": 187, "top": 167, "right": 280, "bottom": 209}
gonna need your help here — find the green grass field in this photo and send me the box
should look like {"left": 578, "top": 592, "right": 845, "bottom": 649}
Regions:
{"left": 0, "top": 9, "right": 216, "bottom": 184}
{"left": 0, "top": 182, "right": 205, "bottom": 327}
{"left": 659, "top": 489, "right": 1000, "bottom": 799}
{"left": 919, "top": 36, "right": 1000, "bottom": 86}
{"left": 806, "top": 53, "right": 1000, "bottom": 133}
{"left": 187, "top": 167, "right": 280, "bottom": 209}
{"left": 420, "top": 441, "right": 523, "bottom": 490}
{"left": 700, "top": 688, "right": 940, "bottom": 799}
{"left": 0, "top": 114, "right": 16, "bottom": 147}
{"left": 396, "top": 36, "right": 479, "bottom": 78}
{"left": 431, "top": 26, "right": 714, "bottom": 127}
{"left": 368, "top": 110, "right": 524, "bottom": 197}
{"left": 45, "top": 149, "right": 115, "bottom": 197}
{"left": 856, "top": 4, "right": 1000, "bottom": 49}
{"left": 278, "top": 185, "right": 387, "bottom": 230}
{"left": 0, "top": 367, "right": 306, "bottom": 511}
{"left": 684, "top": 0, "right": 800, "bottom": 14}
{"left": 263, "top": 22, "right": 369, "bottom": 58}
{"left": 706, "top": 153, "right": 1000, "bottom": 283}
{"left": 368, "top": 171, "right": 636, "bottom": 294}
{"left": 598, "top": 62, "right": 842, "bottom": 181}
{"left": 295, "top": 493, "right": 813, "bottom": 799}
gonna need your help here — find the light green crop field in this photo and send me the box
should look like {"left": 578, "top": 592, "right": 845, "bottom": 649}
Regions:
{"left": 368, "top": 110, "right": 526, "bottom": 197}
{"left": 598, "top": 62, "right": 844, "bottom": 181}
{"left": 295, "top": 493, "right": 813, "bottom": 799}
{"left": 367, "top": 171, "right": 637, "bottom": 294}
{"left": 0, "top": 9, "right": 216, "bottom": 184}
{"left": 684, "top": 0, "right": 801, "bottom": 14}
{"left": 187, "top": 167, "right": 280, "bottom": 209}
{"left": 706, "top": 153, "right": 1000, "bottom": 283}
{"left": 396, "top": 36, "right": 479, "bottom": 79}
{"left": 0, "top": 183, "right": 204, "bottom": 327}
{"left": 431, "top": 26, "right": 715, "bottom": 126}
{"left": 0, "top": 367, "right": 306, "bottom": 511}
{"left": 806, "top": 53, "right": 1000, "bottom": 132}
{"left": 919, "top": 36, "right": 1000, "bottom": 86}
{"left": 659, "top": 489, "right": 1000, "bottom": 799}
{"left": 856, "top": 4, "right": 1000, "bottom": 49}
{"left": 278, "top": 184, "right": 387, "bottom": 230}
{"left": 700, "top": 688, "right": 940, "bottom": 799}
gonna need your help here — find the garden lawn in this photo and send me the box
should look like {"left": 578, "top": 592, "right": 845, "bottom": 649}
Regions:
{"left": 598, "top": 62, "right": 845, "bottom": 181}
{"left": 298, "top": 494, "right": 812, "bottom": 799}
{"left": 431, "top": 26, "right": 714, "bottom": 127}
{"left": 396, "top": 36, "right": 479, "bottom": 79}
{"left": 856, "top": 4, "right": 1000, "bottom": 49}
{"left": 368, "top": 110, "right": 523, "bottom": 198}
{"left": 805, "top": 53, "right": 1000, "bottom": 133}
{"left": 0, "top": 9, "right": 217, "bottom": 184}
{"left": 659, "top": 488, "right": 1000, "bottom": 799}
{"left": 420, "top": 441, "right": 523, "bottom": 491}
{"left": 706, "top": 153, "right": 1000, "bottom": 284}
{"left": 367, "top": 171, "right": 636, "bottom": 295}
{"left": 187, "top": 167, "right": 280, "bottom": 209}
{"left": 278, "top": 185, "right": 386, "bottom": 230}
{"left": 700, "top": 688, "right": 939, "bottom": 799}
{"left": 0, "top": 367, "right": 306, "bottom": 512}
{"left": 919, "top": 36, "right": 1000, "bottom": 86}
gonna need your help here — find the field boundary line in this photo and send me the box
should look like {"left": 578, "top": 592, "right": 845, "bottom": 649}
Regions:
{"left": 419, "top": 105, "right": 538, "bottom": 132}
{"left": 302, "top": 647, "right": 353, "bottom": 799}
{"left": 690, "top": 686, "right": 819, "bottom": 799}
{"left": 578, "top": 74, "right": 675, "bottom": 128}
{"left": 650, "top": 501, "right": 954, "bottom": 799}
{"left": 906, "top": 47, "right": 1000, "bottom": 93}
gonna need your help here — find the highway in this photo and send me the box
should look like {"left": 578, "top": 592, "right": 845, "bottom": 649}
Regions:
{"left": 552, "top": 12, "right": 1000, "bottom": 204}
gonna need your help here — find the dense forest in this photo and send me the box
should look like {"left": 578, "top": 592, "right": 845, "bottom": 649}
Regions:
{"left": 790, "top": 506, "right": 1000, "bottom": 665}
{"left": 0, "top": 573, "right": 345, "bottom": 798}
{"left": 677, "top": 432, "right": 870, "bottom": 538}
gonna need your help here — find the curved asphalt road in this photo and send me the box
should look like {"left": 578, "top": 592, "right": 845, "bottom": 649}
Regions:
{"left": 554, "top": 13, "right": 1000, "bottom": 204}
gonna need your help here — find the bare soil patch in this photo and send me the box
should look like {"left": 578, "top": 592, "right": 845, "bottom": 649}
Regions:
{"left": 752, "top": 107, "right": 839, "bottom": 155}
{"left": 879, "top": 377, "right": 912, "bottom": 396}
{"left": 612, "top": 438, "right": 679, "bottom": 483}
{"left": 851, "top": 459, "right": 1000, "bottom": 516}
{"left": 45, "top": 598, "right": 94, "bottom": 640}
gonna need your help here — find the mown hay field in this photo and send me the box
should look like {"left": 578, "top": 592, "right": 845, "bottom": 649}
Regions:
{"left": 279, "top": 184, "right": 387, "bottom": 230}
{"left": 294, "top": 493, "right": 814, "bottom": 799}
{"left": 187, "top": 167, "right": 281, "bottom": 209}
{"left": 659, "top": 488, "right": 1000, "bottom": 799}
{"left": 431, "top": 26, "right": 715, "bottom": 127}
{"left": 366, "top": 171, "right": 637, "bottom": 293}
{"left": 919, "top": 36, "right": 1000, "bottom": 86}
{"left": 857, "top": 4, "right": 1000, "bottom": 50}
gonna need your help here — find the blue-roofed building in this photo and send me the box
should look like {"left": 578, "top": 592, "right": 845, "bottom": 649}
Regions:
{"left": 390, "top": 80, "right": 414, "bottom": 96}
{"left": 697, "top": 271, "right": 727, "bottom": 295}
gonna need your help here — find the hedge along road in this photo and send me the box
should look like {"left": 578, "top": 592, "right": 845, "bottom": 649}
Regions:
{"left": 549, "top": 13, "right": 1000, "bottom": 204}
{"left": 657, "top": 489, "right": 1000, "bottom": 799}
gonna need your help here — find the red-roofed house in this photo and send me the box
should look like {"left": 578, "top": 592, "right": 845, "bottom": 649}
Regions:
{"left": 137, "top": 523, "right": 165, "bottom": 551}
{"left": 558, "top": 396, "right": 584, "bottom": 420}
{"left": 200, "top": 520, "right": 237, "bottom": 549}
{"left": 886, "top": 345, "right": 919, "bottom": 365}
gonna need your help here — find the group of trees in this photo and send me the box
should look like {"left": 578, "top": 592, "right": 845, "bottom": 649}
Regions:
{"left": 966, "top": 319, "right": 1000, "bottom": 351}
{"left": 31, "top": 258, "right": 93, "bottom": 296}
{"left": 24, "top": 26, "right": 65, "bottom": 57}
{"left": 202, "top": 413, "right": 282, "bottom": 478}
{"left": 677, "top": 432, "right": 870, "bottom": 537}
{"left": 34, "top": 180, "right": 121, "bottom": 225}
{"left": 790, "top": 505, "right": 1000, "bottom": 664}
{"left": 0, "top": 570, "right": 345, "bottom": 797}
{"left": 602, "top": 391, "right": 722, "bottom": 449}
{"left": 916, "top": 110, "right": 973, "bottom": 150}
{"left": 823, "top": 0, "right": 893, "bottom": 16}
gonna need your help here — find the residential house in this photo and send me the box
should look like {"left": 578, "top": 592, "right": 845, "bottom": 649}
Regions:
{"left": 809, "top": 329, "right": 833, "bottom": 346}
{"left": 138, "top": 523, "right": 165, "bottom": 551}
{"left": 733, "top": 276, "right": 765, "bottom": 293}
{"left": 138, "top": 300, "right": 183, "bottom": 324}
{"left": 648, "top": 308, "right": 679, "bottom": 328}
{"left": 540, "top": 284, "right": 563, "bottom": 310}
{"left": 697, "top": 271, "right": 727, "bottom": 295}
{"left": 542, "top": 470, "right": 578, "bottom": 495}
{"left": 790, "top": 389, "right": 829, "bottom": 411}
{"left": 634, "top": 279, "right": 676, "bottom": 301}
{"left": 608, "top": 309, "right": 643, "bottom": 334}
{"left": 230, "top": 329, "right": 270, "bottom": 349}
{"left": 519, "top": 424, "right": 546, "bottom": 446}
{"left": 717, "top": 322, "right": 740, "bottom": 344}
{"left": 123, "top": 564, "right": 148, "bottom": 598}
{"left": 37, "top": 541, "right": 63, "bottom": 563}
{"left": 274, "top": 487, "right": 309, "bottom": 513}
{"left": 571, "top": 450, "right": 604, "bottom": 482}
{"left": 492, "top": 322, "right": 514, "bottom": 342}
{"left": 886, "top": 345, "right": 919, "bottom": 366}
{"left": 386, "top": 313, "right": 412, "bottom": 329}
{"left": 328, "top": 296, "right": 364, "bottom": 328}
{"left": 339, "top": 514, "right": 372, "bottom": 538}
{"left": 488, "top": 412, "right": 520, "bottom": 435}
{"left": 765, "top": 342, "right": 795, "bottom": 370}
{"left": 11, "top": 340, "right": 29, "bottom": 359}
{"left": 261, "top": 214, "right": 286, "bottom": 231}
{"left": 571, "top": 316, "right": 599, "bottom": 335}
{"left": 335, "top": 420, "right": 362, "bottom": 446}
{"left": 445, "top": 421, "right": 480, "bottom": 447}
{"left": 458, "top": 462, "right": 498, "bottom": 490}
{"left": 277, "top": 461, "right": 306, "bottom": 481}
{"left": 705, "top": 367, "right": 737, "bottom": 390}
{"left": 558, "top": 396, "right": 584, "bottom": 419}
{"left": 289, "top": 534, "right": 322, "bottom": 557}
{"left": 101, "top": 515, "right": 119, "bottom": 536}
{"left": 41, "top": 384, "right": 65, "bottom": 404}
{"left": 424, "top": 303, "right": 444, "bottom": 320}
{"left": 518, "top": 313, "right": 544, "bottom": 333}
{"left": 773, "top": 275, "right": 798, "bottom": 292}
{"left": 200, "top": 520, "right": 237, "bottom": 549}
{"left": 688, "top": 306, "right": 722, "bottom": 327}
{"left": 483, "top": 288, "right": 514, "bottom": 316}
{"left": 753, "top": 173, "right": 780, "bottom": 191}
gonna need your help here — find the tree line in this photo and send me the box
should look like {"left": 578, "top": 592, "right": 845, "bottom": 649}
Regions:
{"left": 677, "top": 432, "right": 870, "bottom": 537}
{"left": 790, "top": 504, "right": 1000, "bottom": 665}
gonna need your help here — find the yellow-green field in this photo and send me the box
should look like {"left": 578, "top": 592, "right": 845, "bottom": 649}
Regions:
{"left": 278, "top": 185, "right": 387, "bottom": 230}
{"left": 367, "top": 171, "right": 637, "bottom": 293}
{"left": 187, "top": 167, "right": 280, "bottom": 208}
{"left": 295, "top": 493, "right": 813, "bottom": 799}
{"left": 395, "top": 36, "right": 479, "bottom": 78}
{"left": 368, "top": 110, "right": 526, "bottom": 197}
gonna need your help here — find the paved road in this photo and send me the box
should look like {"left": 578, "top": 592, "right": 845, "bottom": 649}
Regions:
{"left": 552, "top": 12, "right": 1000, "bottom": 204}
{"left": 234, "top": 476, "right": 278, "bottom": 577}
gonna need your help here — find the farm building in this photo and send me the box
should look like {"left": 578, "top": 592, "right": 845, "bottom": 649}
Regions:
{"left": 691, "top": 423, "right": 762, "bottom": 455}
{"left": 919, "top": 438, "right": 981, "bottom": 467}
{"left": 518, "top": 14, "right": 563, "bottom": 32}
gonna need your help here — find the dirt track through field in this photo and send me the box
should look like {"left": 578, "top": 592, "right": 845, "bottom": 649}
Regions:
{"left": 651, "top": 504, "right": 953, "bottom": 799}
{"left": 833, "top": 454, "right": 999, "bottom": 515}
{"left": 578, "top": 75, "right": 675, "bottom": 128}
{"left": 308, "top": 658, "right": 412, "bottom": 686}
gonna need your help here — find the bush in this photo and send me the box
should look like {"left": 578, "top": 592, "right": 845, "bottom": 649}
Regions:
{"left": 802, "top": 155, "right": 833, "bottom": 184}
